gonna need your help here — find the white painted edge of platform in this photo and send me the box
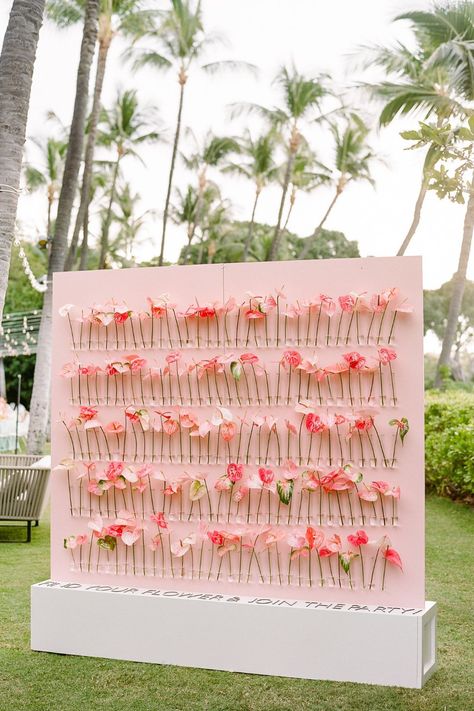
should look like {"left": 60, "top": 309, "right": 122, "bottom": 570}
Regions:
{"left": 31, "top": 580, "right": 437, "bottom": 689}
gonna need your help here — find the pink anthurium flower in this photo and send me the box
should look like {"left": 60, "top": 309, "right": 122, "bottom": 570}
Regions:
{"left": 301, "top": 468, "right": 321, "bottom": 492}
{"left": 150, "top": 512, "right": 168, "bottom": 530}
{"left": 281, "top": 350, "right": 303, "bottom": 369}
{"left": 338, "top": 293, "right": 357, "bottom": 312}
{"left": 105, "top": 421, "right": 124, "bottom": 434}
{"left": 60, "top": 362, "right": 78, "bottom": 378}
{"left": 227, "top": 462, "right": 244, "bottom": 484}
{"left": 232, "top": 484, "right": 249, "bottom": 503}
{"left": 318, "top": 294, "right": 336, "bottom": 317}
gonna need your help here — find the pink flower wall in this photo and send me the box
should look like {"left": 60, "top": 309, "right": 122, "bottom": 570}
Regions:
{"left": 52, "top": 257, "right": 424, "bottom": 606}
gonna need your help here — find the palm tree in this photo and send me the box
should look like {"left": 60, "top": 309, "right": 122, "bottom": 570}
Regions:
{"left": 78, "top": 163, "right": 109, "bottom": 269}
{"left": 363, "top": 7, "right": 470, "bottom": 256}
{"left": 27, "top": 0, "right": 99, "bottom": 455}
{"left": 129, "top": 0, "right": 256, "bottom": 266}
{"left": 182, "top": 130, "right": 239, "bottom": 261}
{"left": 233, "top": 66, "right": 330, "bottom": 261}
{"left": 24, "top": 135, "right": 68, "bottom": 238}
{"left": 108, "top": 181, "right": 152, "bottom": 265}
{"left": 281, "top": 139, "right": 330, "bottom": 234}
{"left": 174, "top": 181, "right": 230, "bottom": 264}
{"left": 178, "top": 185, "right": 233, "bottom": 264}
{"left": 299, "top": 113, "right": 376, "bottom": 260}
{"left": 0, "top": 0, "right": 45, "bottom": 320}
{"left": 173, "top": 184, "right": 199, "bottom": 262}
{"left": 47, "top": 0, "right": 155, "bottom": 271}
{"left": 399, "top": 3, "right": 474, "bottom": 384}
{"left": 95, "top": 89, "right": 160, "bottom": 268}
{"left": 224, "top": 130, "right": 278, "bottom": 260}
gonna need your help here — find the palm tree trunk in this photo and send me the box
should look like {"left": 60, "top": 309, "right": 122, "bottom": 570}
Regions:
{"left": 243, "top": 188, "right": 260, "bottom": 261}
{"left": 282, "top": 189, "right": 296, "bottom": 233}
{"left": 64, "top": 36, "right": 111, "bottom": 271}
{"left": 158, "top": 75, "right": 186, "bottom": 266}
{"left": 47, "top": 195, "right": 53, "bottom": 238}
{"left": 434, "top": 176, "right": 474, "bottom": 387}
{"left": 268, "top": 151, "right": 296, "bottom": 261}
{"left": 298, "top": 189, "right": 341, "bottom": 260}
{"left": 180, "top": 226, "right": 196, "bottom": 264}
{"left": 397, "top": 177, "right": 428, "bottom": 256}
{"left": 27, "top": 0, "right": 99, "bottom": 455}
{"left": 98, "top": 155, "right": 120, "bottom": 269}
{"left": 0, "top": 0, "right": 45, "bottom": 321}
{"left": 78, "top": 201, "right": 90, "bottom": 270}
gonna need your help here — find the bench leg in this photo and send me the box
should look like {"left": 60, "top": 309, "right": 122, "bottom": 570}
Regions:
{"left": 26, "top": 521, "right": 32, "bottom": 543}
{"left": 34, "top": 520, "right": 39, "bottom": 527}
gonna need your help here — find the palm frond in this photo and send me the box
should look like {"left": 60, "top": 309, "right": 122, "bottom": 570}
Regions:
{"left": 201, "top": 60, "right": 259, "bottom": 77}
{"left": 46, "top": 0, "right": 83, "bottom": 28}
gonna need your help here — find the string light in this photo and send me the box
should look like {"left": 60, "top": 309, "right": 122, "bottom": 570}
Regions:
{"left": 13, "top": 236, "right": 48, "bottom": 293}
{"left": 0, "top": 310, "right": 40, "bottom": 358}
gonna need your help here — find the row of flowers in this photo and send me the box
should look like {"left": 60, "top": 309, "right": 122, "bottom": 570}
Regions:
{"left": 60, "top": 348, "right": 398, "bottom": 408}
{"left": 65, "top": 514, "right": 403, "bottom": 590}
{"left": 59, "top": 288, "right": 412, "bottom": 351}
{"left": 61, "top": 405, "right": 409, "bottom": 469}
{"left": 58, "top": 460, "right": 400, "bottom": 528}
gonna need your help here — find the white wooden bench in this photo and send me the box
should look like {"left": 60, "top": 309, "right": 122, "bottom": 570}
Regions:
{"left": 0, "top": 454, "right": 50, "bottom": 542}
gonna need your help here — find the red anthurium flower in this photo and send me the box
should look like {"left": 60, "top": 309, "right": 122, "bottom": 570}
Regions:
{"left": 208, "top": 530, "right": 225, "bottom": 546}
{"left": 79, "top": 406, "right": 98, "bottom": 422}
{"left": 305, "top": 413, "right": 329, "bottom": 434}
{"left": 198, "top": 306, "right": 216, "bottom": 318}
{"left": 347, "top": 530, "right": 369, "bottom": 547}
{"left": 343, "top": 351, "right": 366, "bottom": 370}
{"left": 258, "top": 467, "right": 274, "bottom": 485}
{"left": 383, "top": 546, "right": 403, "bottom": 571}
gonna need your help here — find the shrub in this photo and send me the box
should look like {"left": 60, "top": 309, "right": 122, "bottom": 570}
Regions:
{"left": 425, "top": 390, "right": 474, "bottom": 502}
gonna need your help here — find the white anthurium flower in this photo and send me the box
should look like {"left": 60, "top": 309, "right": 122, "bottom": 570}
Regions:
{"left": 58, "top": 304, "right": 75, "bottom": 317}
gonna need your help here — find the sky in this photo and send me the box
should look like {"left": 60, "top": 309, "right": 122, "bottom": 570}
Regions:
{"left": 1, "top": 0, "right": 473, "bottom": 293}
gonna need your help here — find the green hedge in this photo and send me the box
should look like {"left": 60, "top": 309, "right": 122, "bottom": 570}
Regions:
{"left": 425, "top": 390, "right": 474, "bottom": 501}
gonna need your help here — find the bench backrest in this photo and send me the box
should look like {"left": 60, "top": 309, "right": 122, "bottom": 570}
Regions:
{"left": 0, "top": 460, "right": 50, "bottom": 521}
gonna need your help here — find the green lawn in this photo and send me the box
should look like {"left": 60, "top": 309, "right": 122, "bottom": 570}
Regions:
{"left": 0, "top": 496, "right": 472, "bottom": 711}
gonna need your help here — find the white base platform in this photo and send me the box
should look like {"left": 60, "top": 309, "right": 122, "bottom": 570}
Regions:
{"left": 31, "top": 580, "right": 437, "bottom": 688}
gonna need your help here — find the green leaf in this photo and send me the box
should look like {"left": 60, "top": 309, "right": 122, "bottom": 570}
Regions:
{"left": 457, "top": 127, "right": 474, "bottom": 141}
{"left": 388, "top": 419, "right": 398, "bottom": 426}
{"left": 277, "top": 479, "right": 294, "bottom": 505}
{"left": 400, "top": 417, "right": 410, "bottom": 444}
{"left": 468, "top": 116, "right": 474, "bottom": 134}
{"left": 400, "top": 130, "right": 421, "bottom": 141}
{"left": 339, "top": 553, "right": 350, "bottom": 574}
{"left": 98, "top": 535, "right": 116, "bottom": 551}
{"left": 230, "top": 361, "right": 242, "bottom": 381}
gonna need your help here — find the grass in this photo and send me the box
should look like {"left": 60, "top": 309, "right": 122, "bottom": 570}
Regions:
{"left": 0, "top": 496, "right": 472, "bottom": 711}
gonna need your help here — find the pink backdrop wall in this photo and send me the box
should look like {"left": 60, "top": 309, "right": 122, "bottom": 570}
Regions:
{"left": 51, "top": 256, "right": 425, "bottom": 607}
